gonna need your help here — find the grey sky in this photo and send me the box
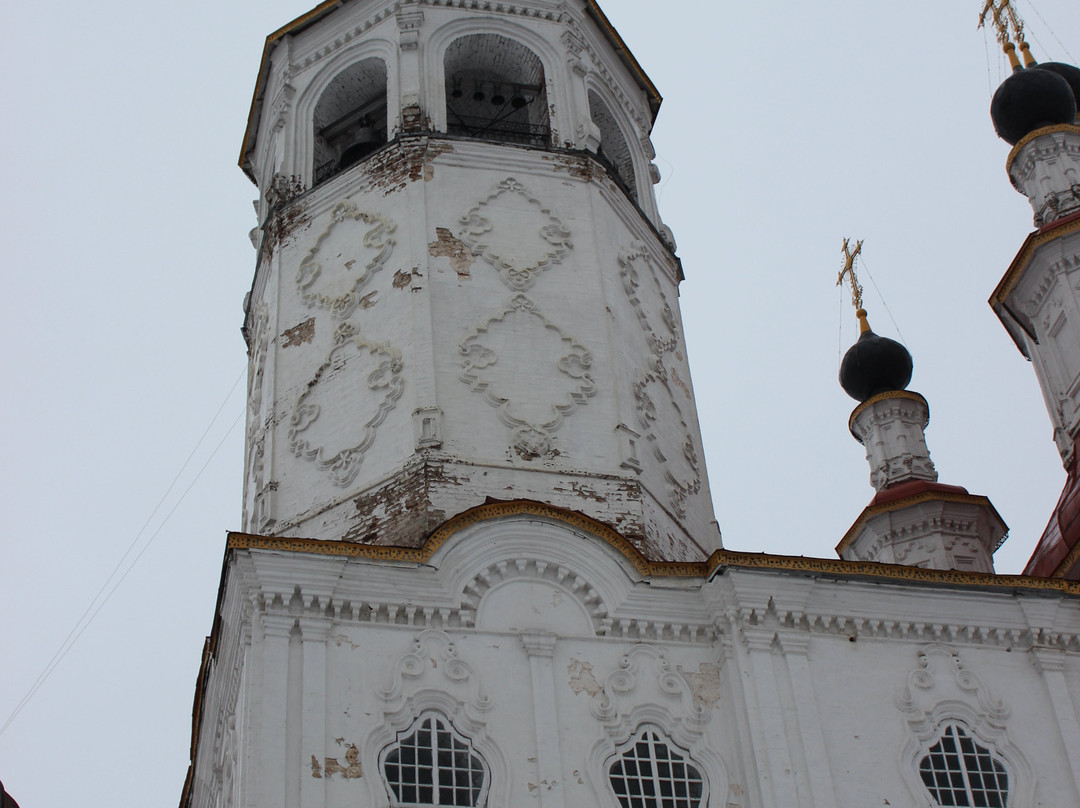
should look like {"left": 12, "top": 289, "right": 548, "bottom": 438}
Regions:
{"left": 1, "top": 0, "right": 1077, "bottom": 804}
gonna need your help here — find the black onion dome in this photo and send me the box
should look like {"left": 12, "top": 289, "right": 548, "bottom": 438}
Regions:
{"left": 1036, "top": 62, "right": 1080, "bottom": 109}
{"left": 991, "top": 66, "right": 1077, "bottom": 145}
{"left": 839, "top": 326, "right": 913, "bottom": 402}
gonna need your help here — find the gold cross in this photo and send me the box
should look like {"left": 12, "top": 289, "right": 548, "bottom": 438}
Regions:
{"left": 837, "top": 237, "right": 864, "bottom": 313}
{"left": 979, "top": 0, "right": 1032, "bottom": 64}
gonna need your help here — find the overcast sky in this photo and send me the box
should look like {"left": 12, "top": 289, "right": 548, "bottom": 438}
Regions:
{"left": 2, "top": 0, "right": 1078, "bottom": 804}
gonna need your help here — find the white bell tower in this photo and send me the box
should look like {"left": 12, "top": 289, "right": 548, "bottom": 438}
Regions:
{"left": 238, "top": 0, "right": 719, "bottom": 562}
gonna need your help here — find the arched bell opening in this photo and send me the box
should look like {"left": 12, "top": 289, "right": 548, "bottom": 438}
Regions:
{"left": 588, "top": 90, "right": 637, "bottom": 202}
{"left": 312, "top": 57, "right": 389, "bottom": 186}
{"left": 444, "top": 34, "right": 550, "bottom": 147}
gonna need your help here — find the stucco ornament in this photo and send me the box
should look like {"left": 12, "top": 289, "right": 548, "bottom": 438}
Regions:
{"left": 457, "top": 177, "right": 573, "bottom": 291}
{"left": 895, "top": 643, "right": 1033, "bottom": 806}
{"left": 584, "top": 645, "right": 726, "bottom": 808}
{"left": 459, "top": 294, "right": 595, "bottom": 459}
{"left": 288, "top": 325, "right": 404, "bottom": 486}
{"left": 295, "top": 200, "right": 396, "bottom": 319}
{"left": 619, "top": 243, "right": 702, "bottom": 516}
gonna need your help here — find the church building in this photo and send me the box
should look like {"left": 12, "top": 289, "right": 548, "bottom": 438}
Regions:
{"left": 181, "top": 1, "right": 1080, "bottom": 806}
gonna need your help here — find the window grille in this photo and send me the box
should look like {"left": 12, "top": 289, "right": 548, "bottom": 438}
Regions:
{"left": 381, "top": 713, "right": 487, "bottom": 807}
{"left": 919, "top": 724, "right": 1009, "bottom": 807}
{"left": 608, "top": 728, "right": 705, "bottom": 808}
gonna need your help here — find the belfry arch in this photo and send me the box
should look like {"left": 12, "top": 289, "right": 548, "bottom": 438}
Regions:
{"left": 311, "top": 56, "right": 388, "bottom": 185}
{"left": 588, "top": 89, "right": 638, "bottom": 201}
{"left": 443, "top": 33, "right": 550, "bottom": 147}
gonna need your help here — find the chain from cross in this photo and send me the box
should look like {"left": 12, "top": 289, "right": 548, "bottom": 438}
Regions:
{"left": 837, "top": 237, "right": 864, "bottom": 312}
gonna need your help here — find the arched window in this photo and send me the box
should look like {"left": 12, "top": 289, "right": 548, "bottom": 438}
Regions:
{"left": 588, "top": 91, "right": 637, "bottom": 201}
{"left": 380, "top": 712, "right": 489, "bottom": 807}
{"left": 444, "top": 34, "right": 549, "bottom": 147}
{"left": 312, "top": 57, "right": 388, "bottom": 185}
{"left": 918, "top": 724, "right": 1009, "bottom": 807}
{"left": 608, "top": 727, "right": 705, "bottom": 808}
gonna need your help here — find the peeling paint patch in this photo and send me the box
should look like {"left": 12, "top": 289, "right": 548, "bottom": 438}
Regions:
{"left": 282, "top": 318, "right": 315, "bottom": 348}
{"left": 341, "top": 458, "right": 458, "bottom": 546}
{"left": 678, "top": 662, "right": 722, "bottom": 709}
{"left": 428, "top": 227, "right": 475, "bottom": 278}
{"left": 330, "top": 634, "right": 361, "bottom": 650}
{"left": 567, "top": 659, "right": 602, "bottom": 696}
{"left": 569, "top": 482, "right": 605, "bottom": 503}
{"left": 323, "top": 743, "right": 363, "bottom": 779}
{"left": 358, "top": 291, "right": 378, "bottom": 309}
{"left": 264, "top": 195, "right": 311, "bottom": 257}
{"left": 392, "top": 269, "right": 412, "bottom": 288}
{"left": 311, "top": 755, "right": 322, "bottom": 778}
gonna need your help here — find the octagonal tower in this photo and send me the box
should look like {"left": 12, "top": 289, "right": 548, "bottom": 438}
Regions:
{"left": 238, "top": 0, "right": 719, "bottom": 561}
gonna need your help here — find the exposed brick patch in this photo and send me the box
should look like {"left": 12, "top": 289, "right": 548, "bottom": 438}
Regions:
{"left": 428, "top": 227, "right": 475, "bottom": 278}
{"left": 282, "top": 317, "right": 315, "bottom": 348}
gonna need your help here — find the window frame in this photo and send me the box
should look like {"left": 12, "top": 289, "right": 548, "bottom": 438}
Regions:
{"left": 378, "top": 710, "right": 490, "bottom": 808}
{"left": 606, "top": 725, "right": 708, "bottom": 808}
{"left": 918, "top": 723, "right": 1010, "bottom": 808}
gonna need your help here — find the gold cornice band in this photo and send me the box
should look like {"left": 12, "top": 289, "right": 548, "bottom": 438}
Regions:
{"left": 228, "top": 499, "right": 1077, "bottom": 596}
{"left": 990, "top": 214, "right": 1080, "bottom": 307}
{"left": 1005, "top": 123, "right": 1080, "bottom": 175}
{"left": 848, "top": 390, "right": 929, "bottom": 438}
{"left": 708, "top": 548, "right": 1079, "bottom": 595}
{"left": 229, "top": 500, "right": 708, "bottom": 579}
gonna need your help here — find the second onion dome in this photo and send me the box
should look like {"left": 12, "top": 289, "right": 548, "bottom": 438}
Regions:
{"left": 839, "top": 309, "right": 913, "bottom": 402}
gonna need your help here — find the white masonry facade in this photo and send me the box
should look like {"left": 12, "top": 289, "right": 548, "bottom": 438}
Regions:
{"left": 182, "top": 2, "right": 1080, "bottom": 807}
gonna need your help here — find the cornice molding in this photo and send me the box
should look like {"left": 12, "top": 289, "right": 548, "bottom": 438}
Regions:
{"left": 1005, "top": 123, "right": 1080, "bottom": 175}
{"left": 710, "top": 548, "right": 1078, "bottom": 597}
{"left": 229, "top": 499, "right": 708, "bottom": 578}
{"left": 990, "top": 212, "right": 1080, "bottom": 308}
{"left": 227, "top": 498, "right": 1078, "bottom": 597}
{"left": 848, "top": 390, "right": 929, "bottom": 438}
{"left": 834, "top": 491, "right": 1005, "bottom": 556}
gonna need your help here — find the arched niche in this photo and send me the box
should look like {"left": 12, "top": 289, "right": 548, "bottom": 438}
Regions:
{"left": 312, "top": 57, "right": 388, "bottom": 185}
{"left": 444, "top": 33, "right": 550, "bottom": 147}
{"left": 588, "top": 90, "right": 637, "bottom": 201}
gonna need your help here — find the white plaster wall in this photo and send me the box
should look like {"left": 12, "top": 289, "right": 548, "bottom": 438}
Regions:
{"left": 192, "top": 516, "right": 1080, "bottom": 808}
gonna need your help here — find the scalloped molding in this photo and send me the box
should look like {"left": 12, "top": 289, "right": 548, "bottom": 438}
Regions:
{"left": 288, "top": 330, "right": 404, "bottom": 486}
{"left": 295, "top": 200, "right": 396, "bottom": 319}
{"left": 619, "top": 242, "right": 702, "bottom": 517}
{"left": 457, "top": 177, "right": 573, "bottom": 292}
{"left": 458, "top": 294, "right": 595, "bottom": 458}
{"left": 363, "top": 629, "right": 510, "bottom": 806}
{"left": 895, "top": 643, "right": 1034, "bottom": 807}
{"left": 584, "top": 645, "right": 727, "bottom": 808}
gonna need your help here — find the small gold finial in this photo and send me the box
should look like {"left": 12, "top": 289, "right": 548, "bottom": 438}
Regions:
{"left": 837, "top": 237, "right": 865, "bottom": 325}
{"left": 979, "top": 0, "right": 1035, "bottom": 68}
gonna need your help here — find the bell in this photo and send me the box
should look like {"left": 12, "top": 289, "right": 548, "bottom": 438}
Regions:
{"left": 339, "top": 125, "right": 380, "bottom": 169}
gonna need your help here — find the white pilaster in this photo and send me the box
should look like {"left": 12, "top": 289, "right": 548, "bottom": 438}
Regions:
{"left": 520, "top": 631, "right": 565, "bottom": 808}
